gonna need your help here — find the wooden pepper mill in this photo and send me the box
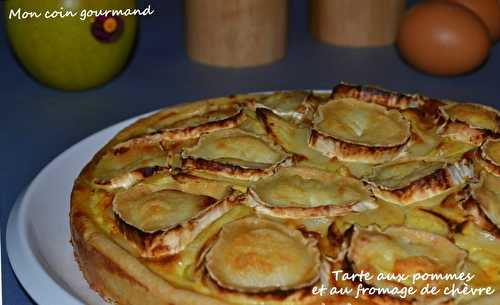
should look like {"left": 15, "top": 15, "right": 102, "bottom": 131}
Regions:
{"left": 311, "top": 0, "right": 406, "bottom": 47}
{"left": 185, "top": 0, "right": 288, "bottom": 68}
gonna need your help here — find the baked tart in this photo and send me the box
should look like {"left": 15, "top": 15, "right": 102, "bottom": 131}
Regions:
{"left": 71, "top": 85, "right": 500, "bottom": 305}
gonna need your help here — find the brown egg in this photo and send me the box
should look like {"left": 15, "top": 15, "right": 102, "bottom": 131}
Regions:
{"left": 448, "top": 0, "right": 500, "bottom": 41}
{"left": 397, "top": 1, "right": 491, "bottom": 76}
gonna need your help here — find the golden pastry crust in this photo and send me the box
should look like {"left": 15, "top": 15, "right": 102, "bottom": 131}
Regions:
{"left": 71, "top": 88, "right": 500, "bottom": 305}
{"left": 71, "top": 99, "right": 244, "bottom": 305}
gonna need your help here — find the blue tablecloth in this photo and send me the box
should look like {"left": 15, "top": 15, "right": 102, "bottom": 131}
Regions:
{"left": 2, "top": 0, "right": 499, "bottom": 304}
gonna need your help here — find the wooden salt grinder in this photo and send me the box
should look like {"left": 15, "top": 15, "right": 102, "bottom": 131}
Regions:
{"left": 185, "top": 0, "right": 288, "bottom": 67}
{"left": 311, "top": 0, "right": 406, "bottom": 47}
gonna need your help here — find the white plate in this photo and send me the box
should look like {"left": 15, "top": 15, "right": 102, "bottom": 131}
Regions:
{"left": 6, "top": 112, "right": 153, "bottom": 305}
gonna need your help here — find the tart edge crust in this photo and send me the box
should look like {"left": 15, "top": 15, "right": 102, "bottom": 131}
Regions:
{"left": 70, "top": 99, "right": 238, "bottom": 305}
{"left": 70, "top": 99, "right": 332, "bottom": 305}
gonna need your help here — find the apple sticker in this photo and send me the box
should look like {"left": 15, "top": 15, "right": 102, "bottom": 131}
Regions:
{"left": 92, "top": 15, "right": 124, "bottom": 43}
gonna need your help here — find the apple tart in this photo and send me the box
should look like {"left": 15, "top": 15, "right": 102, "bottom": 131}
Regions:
{"left": 71, "top": 84, "right": 500, "bottom": 305}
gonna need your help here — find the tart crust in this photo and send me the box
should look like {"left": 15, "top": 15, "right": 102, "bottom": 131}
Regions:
{"left": 70, "top": 88, "right": 500, "bottom": 305}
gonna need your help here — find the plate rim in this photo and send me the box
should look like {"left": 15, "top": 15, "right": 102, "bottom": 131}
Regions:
{"left": 6, "top": 111, "right": 154, "bottom": 305}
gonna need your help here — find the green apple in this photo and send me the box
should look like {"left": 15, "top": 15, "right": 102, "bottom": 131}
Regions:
{"left": 5, "top": 0, "right": 137, "bottom": 91}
